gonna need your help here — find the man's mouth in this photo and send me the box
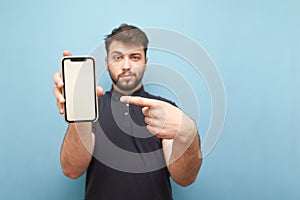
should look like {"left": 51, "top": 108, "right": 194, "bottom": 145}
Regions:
{"left": 119, "top": 73, "right": 134, "bottom": 80}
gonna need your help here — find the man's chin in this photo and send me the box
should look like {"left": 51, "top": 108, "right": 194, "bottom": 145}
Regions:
{"left": 116, "top": 83, "right": 136, "bottom": 92}
{"left": 116, "top": 81, "right": 142, "bottom": 92}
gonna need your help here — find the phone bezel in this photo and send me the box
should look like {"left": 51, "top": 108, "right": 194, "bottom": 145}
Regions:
{"left": 61, "top": 56, "right": 98, "bottom": 123}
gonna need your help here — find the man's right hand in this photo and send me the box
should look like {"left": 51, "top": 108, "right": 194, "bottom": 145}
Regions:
{"left": 53, "top": 50, "right": 104, "bottom": 115}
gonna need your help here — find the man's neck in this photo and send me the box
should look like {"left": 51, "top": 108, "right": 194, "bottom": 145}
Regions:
{"left": 112, "top": 84, "right": 142, "bottom": 96}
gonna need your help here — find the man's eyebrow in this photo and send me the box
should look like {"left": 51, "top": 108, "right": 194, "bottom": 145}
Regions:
{"left": 111, "top": 51, "right": 123, "bottom": 54}
{"left": 111, "top": 50, "right": 143, "bottom": 55}
{"left": 130, "top": 52, "right": 142, "bottom": 55}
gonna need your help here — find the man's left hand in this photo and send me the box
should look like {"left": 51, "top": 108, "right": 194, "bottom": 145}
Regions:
{"left": 120, "top": 96, "right": 196, "bottom": 141}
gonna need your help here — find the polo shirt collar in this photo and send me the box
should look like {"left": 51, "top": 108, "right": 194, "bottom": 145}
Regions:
{"left": 110, "top": 85, "right": 145, "bottom": 101}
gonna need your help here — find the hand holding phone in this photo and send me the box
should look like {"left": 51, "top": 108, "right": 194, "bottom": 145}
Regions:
{"left": 61, "top": 56, "right": 98, "bottom": 123}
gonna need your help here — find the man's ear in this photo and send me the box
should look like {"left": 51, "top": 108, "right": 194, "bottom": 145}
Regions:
{"left": 105, "top": 57, "right": 108, "bottom": 70}
{"left": 144, "top": 57, "right": 148, "bottom": 71}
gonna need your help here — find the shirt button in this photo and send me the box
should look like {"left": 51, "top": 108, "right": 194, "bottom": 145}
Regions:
{"left": 124, "top": 112, "right": 129, "bottom": 116}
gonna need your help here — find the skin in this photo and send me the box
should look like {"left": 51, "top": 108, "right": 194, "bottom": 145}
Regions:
{"left": 54, "top": 51, "right": 102, "bottom": 179}
{"left": 120, "top": 96, "right": 202, "bottom": 186}
{"left": 105, "top": 41, "right": 148, "bottom": 95}
{"left": 54, "top": 41, "right": 202, "bottom": 186}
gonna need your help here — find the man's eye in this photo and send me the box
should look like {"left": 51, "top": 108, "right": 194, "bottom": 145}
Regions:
{"left": 131, "top": 55, "right": 141, "bottom": 61}
{"left": 113, "top": 55, "right": 122, "bottom": 61}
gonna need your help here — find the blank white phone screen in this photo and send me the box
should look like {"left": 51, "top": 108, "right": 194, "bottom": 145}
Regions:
{"left": 63, "top": 58, "right": 97, "bottom": 122}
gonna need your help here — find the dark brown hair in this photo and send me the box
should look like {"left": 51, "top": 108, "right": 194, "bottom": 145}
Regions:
{"left": 104, "top": 24, "right": 149, "bottom": 56}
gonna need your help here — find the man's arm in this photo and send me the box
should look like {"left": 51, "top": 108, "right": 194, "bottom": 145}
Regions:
{"left": 60, "top": 123, "right": 95, "bottom": 179}
{"left": 120, "top": 96, "right": 202, "bottom": 186}
{"left": 53, "top": 50, "right": 103, "bottom": 179}
{"left": 162, "top": 121, "right": 202, "bottom": 186}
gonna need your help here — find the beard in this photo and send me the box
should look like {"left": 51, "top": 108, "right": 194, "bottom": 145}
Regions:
{"left": 108, "top": 70, "right": 144, "bottom": 92}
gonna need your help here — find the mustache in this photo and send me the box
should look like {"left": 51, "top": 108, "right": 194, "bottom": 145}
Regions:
{"left": 118, "top": 71, "right": 135, "bottom": 78}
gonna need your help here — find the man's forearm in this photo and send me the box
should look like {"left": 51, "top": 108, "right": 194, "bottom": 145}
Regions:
{"left": 168, "top": 133, "right": 202, "bottom": 186}
{"left": 165, "top": 117, "right": 202, "bottom": 187}
{"left": 60, "top": 122, "right": 95, "bottom": 179}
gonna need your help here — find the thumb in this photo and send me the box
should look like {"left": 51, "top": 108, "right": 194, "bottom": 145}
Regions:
{"left": 96, "top": 86, "right": 104, "bottom": 97}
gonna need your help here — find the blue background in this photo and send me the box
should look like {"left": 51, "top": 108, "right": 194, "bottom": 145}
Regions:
{"left": 1, "top": 0, "right": 300, "bottom": 199}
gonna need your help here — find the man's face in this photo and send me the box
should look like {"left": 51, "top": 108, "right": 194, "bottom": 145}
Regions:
{"left": 106, "top": 40, "right": 147, "bottom": 93}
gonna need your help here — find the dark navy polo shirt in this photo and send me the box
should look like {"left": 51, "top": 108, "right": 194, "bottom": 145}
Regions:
{"left": 85, "top": 86, "right": 175, "bottom": 200}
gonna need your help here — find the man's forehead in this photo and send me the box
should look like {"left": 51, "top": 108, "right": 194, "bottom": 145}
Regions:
{"left": 109, "top": 40, "right": 144, "bottom": 54}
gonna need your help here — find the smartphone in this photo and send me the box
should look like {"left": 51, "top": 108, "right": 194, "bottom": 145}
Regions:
{"left": 61, "top": 56, "right": 98, "bottom": 123}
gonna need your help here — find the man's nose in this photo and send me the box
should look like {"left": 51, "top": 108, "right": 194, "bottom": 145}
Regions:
{"left": 122, "top": 57, "right": 131, "bottom": 70}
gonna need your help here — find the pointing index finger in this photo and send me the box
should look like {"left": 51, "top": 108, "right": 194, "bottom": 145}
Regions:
{"left": 120, "top": 96, "right": 158, "bottom": 107}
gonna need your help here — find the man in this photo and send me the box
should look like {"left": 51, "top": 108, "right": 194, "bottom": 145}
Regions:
{"left": 53, "top": 24, "right": 202, "bottom": 200}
